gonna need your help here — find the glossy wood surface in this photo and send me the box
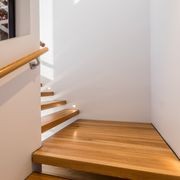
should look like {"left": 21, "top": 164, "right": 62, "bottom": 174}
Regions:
{"left": 26, "top": 173, "right": 68, "bottom": 180}
{"left": 41, "top": 101, "right": 67, "bottom": 110}
{"left": 41, "top": 109, "right": 80, "bottom": 133}
{"left": 42, "top": 165, "right": 126, "bottom": 180}
{"left": 0, "top": 48, "right": 48, "bottom": 79}
{"left": 33, "top": 120, "right": 180, "bottom": 180}
{"left": 41, "top": 91, "right": 55, "bottom": 97}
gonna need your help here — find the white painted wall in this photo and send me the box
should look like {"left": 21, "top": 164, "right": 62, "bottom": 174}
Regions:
{"left": 0, "top": 0, "right": 41, "bottom": 179}
{"left": 16, "top": 0, "right": 30, "bottom": 37}
{"left": 46, "top": 0, "right": 150, "bottom": 122}
{"left": 40, "top": 0, "right": 54, "bottom": 81}
{"left": 150, "top": 0, "right": 180, "bottom": 158}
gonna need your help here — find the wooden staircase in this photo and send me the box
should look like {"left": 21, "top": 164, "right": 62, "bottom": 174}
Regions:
{"left": 26, "top": 85, "right": 81, "bottom": 179}
{"left": 27, "top": 173, "right": 68, "bottom": 180}
{"left": 40, "top": 87, "right": 80, "bottom": 133}
{"left": 41, "top": 109, "right": 80, "bottom": 133}
{"left": 41, "top": 91, "right": 55, "bottom": 97}
{"left": 26, "top": 85, "right": 180, "bottom": 180}
{"left": 41, "top": 100, "right": 67, "bottom": 111}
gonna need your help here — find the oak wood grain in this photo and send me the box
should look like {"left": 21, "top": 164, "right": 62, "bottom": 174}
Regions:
{"left": 41, "top": 101, "right": 67, "bottom": 111}
{"left": 33, "top": 120, "right": 180, "bottom": 180}
{"left": 41, "top": 91, "right": 55, "bottom": 97}
{"left": 41, "top": 109, "right": 80, "bottom": 133}
{"left": 26, "top": 173, "right": 68, "bottom": 180}
{"left": 42, "top": 165, "right": 126, "bottom": 180}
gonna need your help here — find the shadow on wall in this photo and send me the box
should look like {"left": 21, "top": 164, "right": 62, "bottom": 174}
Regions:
{"left": 40, "top": 58, "right": 54, "bottom": 82}
{"left": 0, "top": 68, "right": 38, "bottom": 106}
{"left": 40, "top": 0, "right": 82, "bottom": 83}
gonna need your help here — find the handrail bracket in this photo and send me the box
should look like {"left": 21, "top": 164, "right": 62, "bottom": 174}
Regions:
{"left": 29, "top": 58, "right": 40, "bottom": 70}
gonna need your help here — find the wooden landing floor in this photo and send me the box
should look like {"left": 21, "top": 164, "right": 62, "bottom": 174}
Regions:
{"left": 33, "top": 120, "right": 180, "bottom": 180}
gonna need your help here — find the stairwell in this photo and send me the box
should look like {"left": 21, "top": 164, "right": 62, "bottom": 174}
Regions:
{"left": 40, "top": 89, "right": 79, "bottom": 134}
{"left": 25, "top": 84, "right": 180, "bottom": 180}
{"left": 1, "top": 43, "right": 179, "bottom": 180}
{"left": 27, "top": 84, "right": 81, "bottom": 179}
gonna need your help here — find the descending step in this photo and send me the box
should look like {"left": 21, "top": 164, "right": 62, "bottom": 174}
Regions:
{"left": 41, "top": 109, "right": 80, "bottom": 133}
{"left": 41, "top": 100, "right": 67, "bottom": 111}
{"left": 26, "top": 172, "right": 68, "bottom": 180}
{"left": 33, "top": 120, "right": 180, "bottom": 180}
{"left": 42, "top": 166, "right": 124, "bottom": 180}
{"left": 41, "top": 91, "right": 55, "bottom": 97}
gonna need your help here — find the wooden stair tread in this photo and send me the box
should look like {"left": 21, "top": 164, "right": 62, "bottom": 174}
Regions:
{"left": 26, "top": 173, "right": 68, "bottom": 180}
{"left": 33, "top": 120, "right": 180, "bottom": 180}
{"left": 41, "top": 109, "right": 80, "bottom": 133}
{"left": 42, "top": 166, "right": 125, "bottom": 180}
{"left": 41, "top": 100, "right": 67, "bottom": 110}
{"left": 41, "top": 91, "right": 55, "bottom": 97}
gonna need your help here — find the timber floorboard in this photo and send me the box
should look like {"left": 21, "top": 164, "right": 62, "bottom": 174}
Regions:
{"left": 33, "top": 120, "right": 180, "bottom": 180}
{"left": 26, "top": 172, "right": 68, "bottom": 180}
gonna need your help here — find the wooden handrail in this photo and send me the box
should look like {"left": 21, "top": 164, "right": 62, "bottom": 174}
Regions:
{"left": 0, "top": 47, "right": 48, "bottom": 79}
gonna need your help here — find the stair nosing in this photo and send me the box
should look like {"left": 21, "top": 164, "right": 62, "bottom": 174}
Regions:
{"left": 41, "top": 91, "right": 55, "bottom": 97}
{"left": 41, "top": 109, "right": 80, "bottom": 133}
{"left": 41, "top": 100, "right": 67, "bottom": 110}
{"left": 26, "top": 172, "right": 68, "bottom": 180}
